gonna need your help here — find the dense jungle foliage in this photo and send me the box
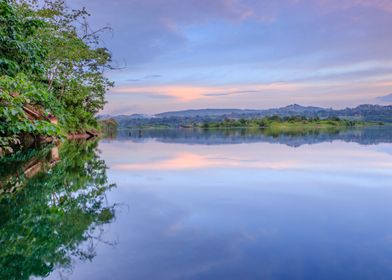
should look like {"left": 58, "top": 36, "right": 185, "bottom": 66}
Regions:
{"left": 0, "top": 0, "right": 113, "bottom": 154}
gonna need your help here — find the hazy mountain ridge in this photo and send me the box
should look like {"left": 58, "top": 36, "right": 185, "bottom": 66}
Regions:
{"left": 155, "top": 104, "right": 329, "bottom": 118}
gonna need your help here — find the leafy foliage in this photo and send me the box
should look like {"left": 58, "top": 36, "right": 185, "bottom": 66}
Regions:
{"left": 0, "top": 0, "right": 46, "bottom": 77}
{"left": 0, "top": 0, "right": 113, "bottom": 153}
{"left": 37, "top": 0, "right": 114, "bottom": 130}
{"left": 0, "top": 74, "right": 61, "bottom": 133}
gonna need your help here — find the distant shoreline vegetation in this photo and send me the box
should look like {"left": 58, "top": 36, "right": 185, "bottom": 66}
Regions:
{"left": 200, "top": 116, "right": 381, "bottom": 130}
{"left": 101, "top": 104, "right": 392, "bottom": 131}
{"left": 102, "top": 116, "right": 383, "bottom": 131}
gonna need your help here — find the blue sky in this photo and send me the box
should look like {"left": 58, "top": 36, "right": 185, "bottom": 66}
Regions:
{"left": 67, "top": 0, "right": 392, "bottom": 114}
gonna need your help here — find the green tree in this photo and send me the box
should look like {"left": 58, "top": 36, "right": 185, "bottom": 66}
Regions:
{"left": 36, "top": 0, "right": 114, "bottom": 131}
{"left": 0, "top": 0, "right": 46, "bottom": 77}
{"left": 0, "top": 0, "right": 113, "bottom": 154}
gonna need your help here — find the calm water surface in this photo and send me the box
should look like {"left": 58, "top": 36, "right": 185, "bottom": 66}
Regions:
{"left": 1, "top": 128, "right": 392, "bottom": 279}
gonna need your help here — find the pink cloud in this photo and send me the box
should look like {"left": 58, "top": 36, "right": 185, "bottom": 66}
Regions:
{"left": 111, "top": 83, "right": 303, "bottom": 102}
{"left": 312, "top": 0, "right": 392, "bottom": 13}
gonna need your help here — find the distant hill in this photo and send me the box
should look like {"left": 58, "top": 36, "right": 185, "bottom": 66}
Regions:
{"left": 100, "top": 104, "right": 392, "bottom": 128}
{"left": 156, "top": 108, "right": 261, "bottom": 118}
{"left": 377, "top": 93, "right": 392, "bottom": 103}
{"left": 155, "top": 104, "right": 330, "bottom": 118}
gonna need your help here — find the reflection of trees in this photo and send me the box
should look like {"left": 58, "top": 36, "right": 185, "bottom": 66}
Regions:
{"left": 116, "top": 127, "right": 392, "bottom": 147}
{"left": 0, "top": 140, "right": 116, "bottom": 280}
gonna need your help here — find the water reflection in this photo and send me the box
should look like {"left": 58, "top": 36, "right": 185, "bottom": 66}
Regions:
{"left": 0, "top": 141, "right": 116, "bottom": 280}
{"left": 93, "top": 128, "right": 392, "bottom": 280}
{"left": 2, "top": 128, "right": 392, "bottom": 280}
{"left": 115, "top": 126, "right": 392, "bottom": 146}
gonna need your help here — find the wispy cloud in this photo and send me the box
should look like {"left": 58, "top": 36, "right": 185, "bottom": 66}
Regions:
{"left": 313, "top": 0, "right": 392, "bottom": 14}
{"left": 126, "top": 74, "right": 162, "bottom": 82}
{"left": 203, "top": 90, "right": 260, "bottom": 97}
{"left": 111, "top": 83, "right": 303, "bottom": 101}
{"left": 69, "top": 0, "right": 392, "bottom": 113}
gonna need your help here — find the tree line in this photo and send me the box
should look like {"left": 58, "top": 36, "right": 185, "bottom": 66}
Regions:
{"left": 201, "top": 116, "right": 366, "bottom": 129}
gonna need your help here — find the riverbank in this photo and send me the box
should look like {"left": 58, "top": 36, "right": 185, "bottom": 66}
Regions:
{"left": 0, "top": 130, "right": 102, "bottom": 157}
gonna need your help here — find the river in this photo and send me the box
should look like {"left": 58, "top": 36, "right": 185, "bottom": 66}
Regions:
{"left": 1, "top": 127, "right": 392, "bottom": 279}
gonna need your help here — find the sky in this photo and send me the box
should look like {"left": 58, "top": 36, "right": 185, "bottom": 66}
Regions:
{"left": 66, "top": 0, "right": 392, "bottom": 115}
